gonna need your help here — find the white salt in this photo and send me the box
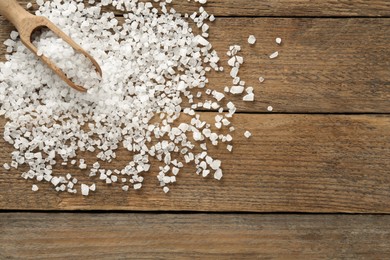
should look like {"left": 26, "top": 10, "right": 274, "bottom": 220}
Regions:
{"left": 3, "top": 163, "right": 10, "bottom": 170}
{"left": 0, "top": 0, "right": 255, "bottom": 196}
{"left": 248, "top": 35, "right": 256, "bottom": 45}
{"left": 259, "top": 77, "right": 265, "bottom": 83}
{"left": 214, "top": 169, "right": 223, "bottom": 180}
{"left": 89, "top": 183, "right": 96, "bottom": 191}
{"left": 81, "top": 184, "right": 89, "bottom": 196}
{"left": 134, "top": 183, "right": 142, "bottom": 190}
{"left": 230, "top": 86, "right": 244, "bottom": 94}
{"left": 243, "top": 93, "right": 254, "bottom": 101}
{"left": 270, "top": 51, "right": 279, "bottom": 59}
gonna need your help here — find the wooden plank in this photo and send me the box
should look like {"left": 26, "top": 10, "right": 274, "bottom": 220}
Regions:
{"left": 13, "top": 0, "right": 390, "bottom": 17}
{"left": 1, "top": 17, "right": 390, "bottom": 113}
{"left": 1, "top": 213, "right": 390, "bottom": 259}
{"left": 1, "top": 114, "right": 390, "bottom": 212}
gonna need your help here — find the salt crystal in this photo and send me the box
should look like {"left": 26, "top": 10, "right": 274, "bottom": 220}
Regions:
{"left": 172, "top": 167, "right": 179, "bottom": 175}
{"left": 230, "top": 86, "right": 244, "bottom": 94}
{"left": 243, "top": 93, "right": 254, "bottom": 101}
{"left": 270, "top": 51, "right": 279, "bottom": 59}
{"left": 259, "top": 77, "right": 265, "bottom": 83}
{"left": 244, "top": 131, "right": 252, "bottom": 138}
{"left": 267, "top": 106, "right": 274, "bottom": 112}
{"left": 81, "top": 184, "right": 89, "bottom": 196}
{"left": 228, "top": 57, "right": 236, "bottom": 67}
{"left": 214, "top": 169, "right": 223, "bottom": 180}
{"left": 134, "top": 183, "right": 142, "bottom": 190}
{"left": 213, "top": 91, "right": 225, "bottom": 101}
{"left": 32, "top": 185, "right": 39, "bottom": 192}
{"left": 51, "top": 177, "right": 60, "bottom": 186}
{"left": 10, "top": 31, "right": 19, "bottom": 40}
{"left": 210, "top": 160, "right": 221, "bottom": 170}
{"left": 89, "top": 183, "right": 96, "bottom": 191}
{"left": 276, "top": 37, "right": 282, "bottom": 44}
{"left": 248, "top": 35, "right": 256, "bottom": 45}
{"left": 3, "top": 163, "right": 10, "bottom": 170}
{"left": 230, "top": 67, "right": 239, "bottom": 78}
{"left": 196, "top": 35, "right": 209, "bottom": 46}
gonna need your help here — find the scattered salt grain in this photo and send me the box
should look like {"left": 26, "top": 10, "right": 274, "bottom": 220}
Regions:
{"left": 276, "top": 37, "right": 282, "bottom": 45}
{"left": 11, "top": 161, "right": 18, "bottom": 169}
{"left": 230, "top": 86, "right": 244, "bottom": 94}
{"left": 259, "top": 77, "right": 265, "bottom": 83}
{"left": 248, "top": 35, "right": 256, "bottom": 45}
{"left": 10, "top": 31, "right": 19, "bottom": 41}
{"left": 244, "top": 131, "right": 252, "bottom": 138}
{"left": 32, "top": 185, "right": 39, "bottom": 192}
{"left": 134, "top": 183, "right": 142, "bottom": 190}
{"left": 214, "top": 169, "right": 223, "bottom": 180}
{"left": 3, "top": 163, "right": 10, "bottom": 170}
{"left": 81, "top": 184, "right": 89, "bottom": 196}
{"left": 51, "top": 177, "right": 60, "bottom": 186}
{"left": 163, "top": 186, "right": 170, "bottom": 193}
{"left": 89, "top": 183, "right": 96, "bottom": 191}
{"left": 267, "top": 106, "right": 274, "bottom": 112}
{"left": 243, "top": 93, "right": 254, "bottom": 101}
{"left": 270, "top": 51, "right": 279, "bottom": 59}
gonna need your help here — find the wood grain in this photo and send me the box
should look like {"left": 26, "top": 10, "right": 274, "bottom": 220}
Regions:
{"left": 14, "top": 0, "right": 390, "bottom": 17}
{"left": 2, "top": 17, "right": 390, "bottom": 113}
{"left": 2, "top": 114, "right": 390, "bottom": 212}
{"left": 1, "top": 213, "right": 390, "bottom": 259}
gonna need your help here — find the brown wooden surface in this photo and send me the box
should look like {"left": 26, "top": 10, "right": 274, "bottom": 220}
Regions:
{"left": 2, "top": 114, "right": 390, "bottom": 212}
{"left": 1, "top": 213, "right": 390, "bottom": 259}
{"left": 1, "top": 0, "right": 390, "bottom": 258}
{"left": 15, "top": 0, "right": 390, "bottom": 17}
{"left": 2, "top": 17, "right": 390, "bottom": 113}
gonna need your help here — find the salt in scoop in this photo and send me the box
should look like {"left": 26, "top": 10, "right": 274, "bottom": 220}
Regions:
{"left": 0, "top": 0, "right": 102, "bottom": 92}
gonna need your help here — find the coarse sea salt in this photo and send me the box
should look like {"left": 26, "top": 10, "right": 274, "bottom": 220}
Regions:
{"left": 32, "top": 184, "right": 39, "bottom": 191}
{"left": 270, "top": 51, "right": 279, "bottom": 59}
{"left": 0, "top": 0, "right": 280, "bottom": 196}
{"left": 248, "top": 35, "right": 256, "bottom": 45}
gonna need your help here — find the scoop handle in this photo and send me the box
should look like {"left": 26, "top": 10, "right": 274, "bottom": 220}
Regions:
{"left": 0, "top": 0, "right": 34, "bottom": 32}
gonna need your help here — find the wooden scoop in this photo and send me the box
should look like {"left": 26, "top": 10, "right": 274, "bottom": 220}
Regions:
{"left": 0, "top": 0, "right": 102, "bottom": 92}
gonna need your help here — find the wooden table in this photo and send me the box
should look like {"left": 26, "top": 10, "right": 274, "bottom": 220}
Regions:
{"left": 1, "top": 0, "right": 390, "bottom": 258}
